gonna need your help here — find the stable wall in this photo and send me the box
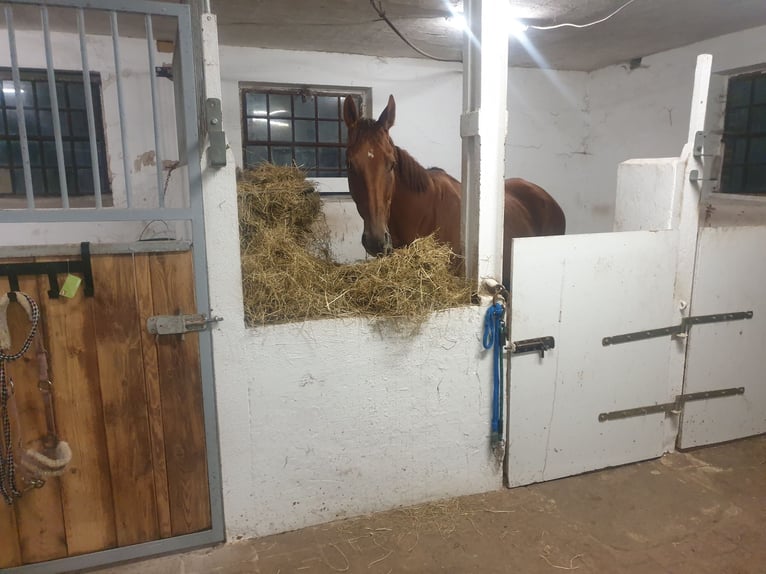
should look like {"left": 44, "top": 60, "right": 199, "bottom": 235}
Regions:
{"left": 587, "top": 24, "right": 766, "bottom": 224}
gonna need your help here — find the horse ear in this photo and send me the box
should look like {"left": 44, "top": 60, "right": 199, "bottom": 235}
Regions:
{"left": 377, "top": 94, "right": 396, "bottom": 131}
{"left": 343, "top": 96, "right": 359, "bottom": 128}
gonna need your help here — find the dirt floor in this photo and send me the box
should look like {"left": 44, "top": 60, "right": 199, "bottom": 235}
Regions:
{"left": 95, "top": 435, "right": 766, "bottom": 574}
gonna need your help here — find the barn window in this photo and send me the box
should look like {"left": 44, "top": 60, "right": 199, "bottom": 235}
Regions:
{"left": 240, "top": 85, "right": 370, "bottom": 178}
{"left": 719, "top": 71, "right": 766, "bottom": 195}
{"left": 0, "top": 68, "right": 109, "bottom": 200}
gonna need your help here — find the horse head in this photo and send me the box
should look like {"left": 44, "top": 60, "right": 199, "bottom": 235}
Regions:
{"left": 343, "top": 94, "right": 397, "bottom": 257}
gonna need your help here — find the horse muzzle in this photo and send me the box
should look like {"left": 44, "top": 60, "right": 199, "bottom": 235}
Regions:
{"left": 362, "top": 230, "right": 393, "bottom": 257}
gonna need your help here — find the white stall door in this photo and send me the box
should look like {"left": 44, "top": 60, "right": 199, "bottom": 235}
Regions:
{"left": 678, "top": 226, "right": 766, "bottom": 448}
{"left": 507, "top": 231, "right": 679, "bottom": 487}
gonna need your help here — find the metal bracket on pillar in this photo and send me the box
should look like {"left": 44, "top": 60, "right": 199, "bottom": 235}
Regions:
{"left": 205, "top": 98, "right": 227, "bottom": 168}
{"left": 460, "top": 111, "right": 480, "bottom": 138}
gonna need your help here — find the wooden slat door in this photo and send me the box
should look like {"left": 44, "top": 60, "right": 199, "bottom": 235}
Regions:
{"left": 0, "top": 250, "right": 211, "bottom": 568}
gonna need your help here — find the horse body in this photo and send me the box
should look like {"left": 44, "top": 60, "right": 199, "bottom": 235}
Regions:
{"left": 343, "top": 94, "right": 565, "bottom": 286}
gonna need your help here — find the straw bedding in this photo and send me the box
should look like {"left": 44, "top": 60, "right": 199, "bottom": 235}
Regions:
{"left": 238, "top": 163, "right": 471, "bottom": 326}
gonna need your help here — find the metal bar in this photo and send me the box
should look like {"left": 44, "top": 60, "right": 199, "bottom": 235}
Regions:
{"left": 2, "top": 529, "right": 220, "bottom": 574}
{"left": 5, "top": 6, "right": 35, "bottom": 209}
{"left": 110, "top": 10, "right": 133, "bottom": 207}
{"left": 598, "top": 402, "right": 674, "bottom": 422}
{"left": 0, "top": 240, "right": 191, "bottom": 258}
{"left": 77, "top": 8, "right": 103, "bottom": 208}
{"left": 178, "top": 3, "right": 226, "bottom": 541}
{"left": 42, "top": 6, "right": 70, "bottom": 209}
{"left": 145, "top": 14, "right": 166, "bottom": 207}
{"left": 509, "top": 336, "right": 555, "bottom": 356}
{"left": 602, "top": 325, "right": 684, "bottom": 346}
{"left": 684, "top": 311, "right": 753, "bottom": 326}
{"left": 0, "top": 207, "right": 194, "bottom": 223}
{"left": 598, "top": 386, "right": 745, "bottom": 422}
{"left": 678, "top": 386, "right": 745, "bottom": 404}
{"left": 4, "top": 0, "right": 186, "bottom": 17}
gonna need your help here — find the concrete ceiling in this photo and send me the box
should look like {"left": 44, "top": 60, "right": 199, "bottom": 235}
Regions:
{"left": 211, "top": 0, "right": 766, "bottom": 71}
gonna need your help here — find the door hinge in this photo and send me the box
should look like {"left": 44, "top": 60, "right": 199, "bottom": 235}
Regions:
{"left": 598, "top": 386, "right": 745, "bottom": 422}
{"left": 147, "top": 313, "right": 223, "bottom": 335}
{"left": 508, "top": 336, "right": 555, "bottom": 358}
{"left": 602, "top": 311, "right": 753, "bottom": 347}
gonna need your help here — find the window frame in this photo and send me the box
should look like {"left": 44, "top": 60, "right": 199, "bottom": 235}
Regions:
{"left": 0, "top": 67, "right": 110, "bottom": 200}
{"left": 239, "top": 82, "right": 370, "bottom": 191}
{"left": 718, "top": 69, "right": 766, "bottom": 196}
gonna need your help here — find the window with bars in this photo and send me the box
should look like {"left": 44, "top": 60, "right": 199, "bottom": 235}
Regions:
{"left": 0, "top": 68, "right": 109, "bottom": 198}
{"left": 240, "top": 85, "right": 369, "bottom": 179}
{"left": 720, "top": 71, "right": 766, "bottom": 195}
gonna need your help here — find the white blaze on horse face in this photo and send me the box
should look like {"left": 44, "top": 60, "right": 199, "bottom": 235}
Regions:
{"left": 367, "top": 149, "right": 375, "bottom": 159}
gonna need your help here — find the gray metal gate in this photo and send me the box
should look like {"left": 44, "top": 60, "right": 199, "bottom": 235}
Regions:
{"left": 0, "top": 0, "right": 223, "bottom": 571}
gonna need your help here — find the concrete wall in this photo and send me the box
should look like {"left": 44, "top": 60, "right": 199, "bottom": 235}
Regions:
{"left": 586, "top": 24, "right": 766, "bottom": 227}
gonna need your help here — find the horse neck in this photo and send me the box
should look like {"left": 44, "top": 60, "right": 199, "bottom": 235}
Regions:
{"left": 388, "top": 147, "right": 442, "bottom": 244}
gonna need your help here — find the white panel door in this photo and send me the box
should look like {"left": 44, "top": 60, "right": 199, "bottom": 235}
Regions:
{"left": 507, "top": 230, "right": 679, "bottom": 487}
{"left": 678, "top": 226, "right": 766, "bottom": 448}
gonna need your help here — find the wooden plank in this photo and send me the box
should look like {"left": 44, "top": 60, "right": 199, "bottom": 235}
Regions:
{"left": 0, "top": 274, "right": 22, "bottom": 568}
{"left": 133, "top": 254, "right": 173, "bottom": 539}
{"left": 149, "top": 251, "right": 211, "bottom": 535}
{"left": 34, "top": 267, "right": 118, "bottom": 555}
{"left": 91, "top": 255, "right": 159, "bottom": 546}
{"left": 4, "top": 274, "right": 68, "bottom": 563}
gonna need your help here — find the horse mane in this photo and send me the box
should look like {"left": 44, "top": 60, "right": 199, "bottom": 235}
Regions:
{"left": 395, "top": 146, "right": 437, "bottom": 195}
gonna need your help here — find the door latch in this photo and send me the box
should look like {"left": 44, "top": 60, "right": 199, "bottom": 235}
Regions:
{"left": 147, "top": 313, "right": 223, "bottom": 336}
{"left": 508, "top": 336, "right": 555, "bottom": 358}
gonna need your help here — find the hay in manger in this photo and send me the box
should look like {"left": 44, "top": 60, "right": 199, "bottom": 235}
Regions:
{"left": 238, "top": 164, "right": 471, "bottom": 326}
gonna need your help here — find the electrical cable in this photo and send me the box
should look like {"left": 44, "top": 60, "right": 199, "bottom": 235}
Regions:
{"left": 528, "top": 0, "right": 638, "bottom": 30}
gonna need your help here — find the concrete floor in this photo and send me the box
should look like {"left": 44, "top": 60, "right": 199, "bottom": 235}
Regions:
{"left": 95, "top": 435, "right": 766, "bottom": 574}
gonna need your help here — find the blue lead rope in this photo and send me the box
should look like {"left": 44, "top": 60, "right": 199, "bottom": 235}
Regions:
{"left": 483, "top": 301, "right": 506, "bottom": 446}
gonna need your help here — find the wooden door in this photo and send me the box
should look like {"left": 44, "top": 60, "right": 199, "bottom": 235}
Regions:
{"left": 0, "top": 249, "right": 210, "bottom": 569}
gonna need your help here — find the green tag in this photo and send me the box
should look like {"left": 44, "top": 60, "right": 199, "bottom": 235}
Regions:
{"left": 59, "top": 274, "right": 82, "bottom": 299}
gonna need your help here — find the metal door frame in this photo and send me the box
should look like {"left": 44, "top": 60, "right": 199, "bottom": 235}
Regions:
{"left": 0, "top": 1, "right": 224, "bottom": 571}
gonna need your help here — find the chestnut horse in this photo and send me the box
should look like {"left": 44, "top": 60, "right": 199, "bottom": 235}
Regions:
{"left": 343, "top": 94, "right": 566, "bottom": 287}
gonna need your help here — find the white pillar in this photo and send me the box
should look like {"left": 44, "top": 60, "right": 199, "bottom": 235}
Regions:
{"left": 461, "top": 0, "right": 509, "bottom": 287}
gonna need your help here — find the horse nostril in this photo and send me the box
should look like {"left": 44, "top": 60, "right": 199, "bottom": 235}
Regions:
{"left": 383, "top": 231, "right": 391, "bottom": 244}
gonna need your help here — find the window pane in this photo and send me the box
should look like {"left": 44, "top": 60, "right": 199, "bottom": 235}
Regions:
{"left": 43, "top": 141, "right": 74, "bottom": 167}
{"left": 318, "top": 121, "right": 339, "bottom": 143}
{"left": 731, "top": 138, "right": 746, "bottom": 164}
{"left": 246, "top": 117, "right": 268, "bottom": 141}
{"left": 6, "top": 110, "right": 18, "bottom": 135}
{"left": 0, "top": 142, "right": 8, "bottom": 167}
{"left": 727, "top": 78, "right": 751, "bottom": 108}
{"left": 746, "top": 165, "right": 766, "bottom": 191}
{"left": 11, "top": 141, "right": 21, "bottom": 164}
{"left": 340, "top": 147, "right": 346, "bottom": 168}
{"left": 295, "top": 146, "right": 316, "bottom": 169}
{"left": 318, "top": 147, "right": 339, "bottom": 169}
{"left": 35, "top": 81, "right": 51, "bottom": 108}
{"left": 245, "top": 145, "right": 268, "bottom": 166}
{"left": 24, "top": 109, "right": 38, "bottom": 136}
{"left": 749, "top": 106, "right": 766, "bottom": 132}
{"left": 317, "top": 96, "right": 339, "bottom": 119}
{"left": 28, "top": 142, "right": 42, "bottom": 167}
{"left": 38, "top": 109, "right": 54, "bottom": 136}
{"left": 268, "top": 94, "right": 291, "bottom": 118}
{"left": 753, "top": 76, "right": 766, "bottom": 105}
{"left": 747, "top": 136, "right": 766, "bottom": 163}
{"left": 46, "top": 168, "right": 61, "bottom": 196}
{"left": 294, "top": 119, "right": 316, "bottom": 142}
{"left": 729, "top": 166, "right": 744, "bottom": 192}
{"left": 2, "top": 81, "right": 32, "bottom": 108}
{"left": 77, "top": 168, "right": 94, "bottom": 194}
{"left": 67, "top": 83, "right": 85, "bottom": 109}
{"left": 245, "top": 92, "right": 267, "bottom": 116}
{"left": 11, "top": 169, "right": 26, "bottom": 194}
{"left": 341, "top": 123, "right": 349, "bottom": 144}
{"left": 73, "top": 141, "right": 91, "bottom": 166}
{"left": 70, "top": 111, "right": 87, "bottom": 136}
{"left": 293, "top": 94, "right": 315, "bottom": 117}
{"left": 59, "top": 111, "right": 71, "bottom": 136}
{"left": 725, "top": 107, "right": 748, "bottom": 133}
{"left": 269, "top": 119, "right": 292, "bottom": 141}
{"left": 32, "top": 168, "right": 45, "bottom": 195}
{"left": 271, "top": 146, "right": 292, "bottom": 166}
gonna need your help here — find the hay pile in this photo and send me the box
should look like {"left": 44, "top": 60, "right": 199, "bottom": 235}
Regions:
{"left": 238, "top": 163, "right": 471, "bottom": 326}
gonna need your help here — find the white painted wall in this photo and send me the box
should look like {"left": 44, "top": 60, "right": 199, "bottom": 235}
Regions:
{"left": 586, "top": 24, "right": 766, "bottom": 227}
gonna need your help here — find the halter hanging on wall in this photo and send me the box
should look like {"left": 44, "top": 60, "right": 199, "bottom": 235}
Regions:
{"left": 0, "top": 242, "right": 94, "bottom": 300}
